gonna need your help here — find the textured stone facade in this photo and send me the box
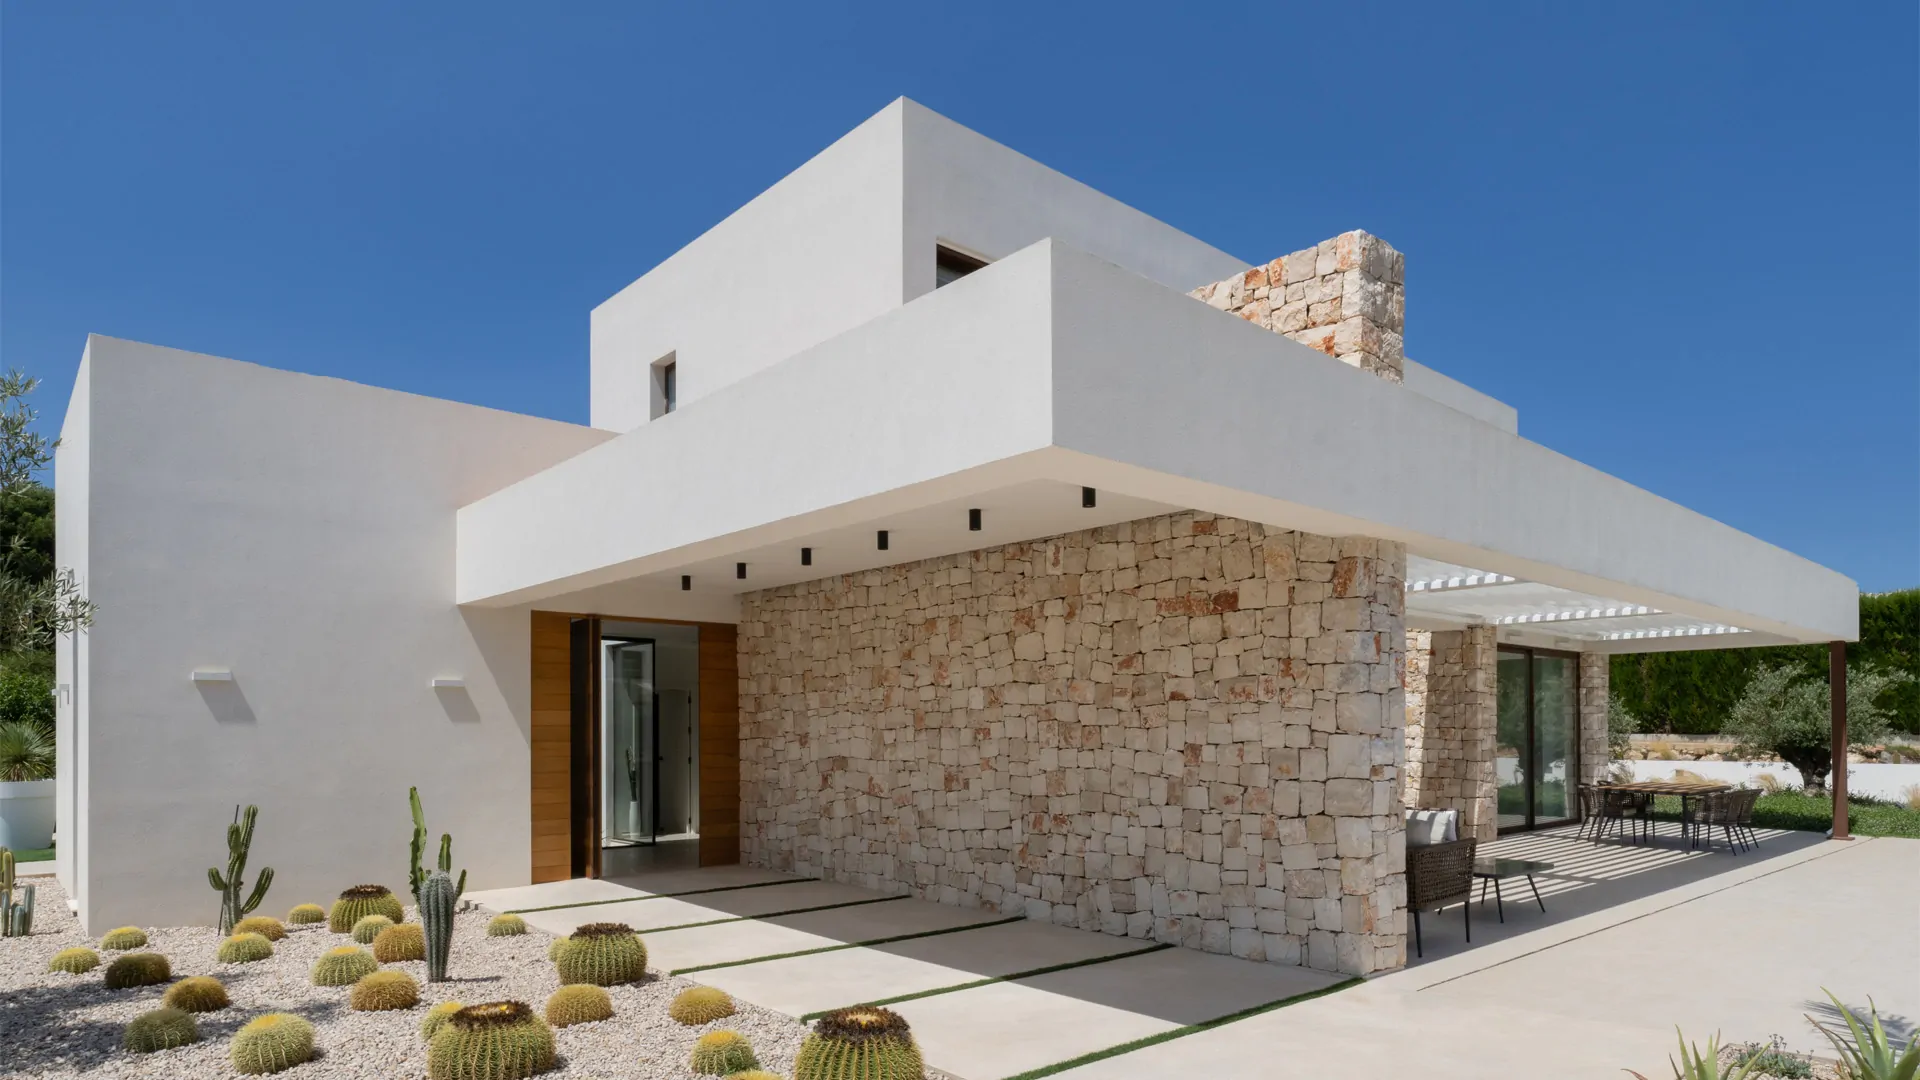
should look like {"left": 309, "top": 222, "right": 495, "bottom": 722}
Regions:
{"left": 1190, "top": 230, "right": 1406, "bottom": 382}
{"left": 1401, "top": 627, "right": 1498, "bottom": 841}
{"left": 738, "top": 512, "right": 1409, "bottom": 975}
{"left": 1578, "top": 652, "right": 1611, "bottom": 788}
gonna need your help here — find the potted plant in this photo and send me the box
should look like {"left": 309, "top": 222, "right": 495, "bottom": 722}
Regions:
{"left": 0, "top": 719, "right": 54, "bottom": 850}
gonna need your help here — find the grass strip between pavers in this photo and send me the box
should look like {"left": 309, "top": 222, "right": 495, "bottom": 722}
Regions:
{"left": 997, "top": 975, "right": 1364, "bottom": 1080}
{"left": 506, "top": 877, "right": 810, "bottom": 914}
{"left": 671, "top": 915, "right": 1027, "bottom": 975}
{"left": 797, "top": 941, "right": 1174, "bottom": 1022}
{"left": 640, "top": 895, "right": 906, "bottom": 935}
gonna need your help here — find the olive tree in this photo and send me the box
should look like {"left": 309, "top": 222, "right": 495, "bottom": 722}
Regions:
{"left": 1723, "top": 664, "right": 1911, "bottom": 793}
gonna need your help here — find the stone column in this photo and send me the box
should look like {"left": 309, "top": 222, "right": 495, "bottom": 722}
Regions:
{"left": 1402, "top": 626, "right": 1497, "bottom": 842}
{"left": 1191, "top": 230, "right": 1406, "bottom": 382}
{"left": 1579, "top": 653, "right": 1611, "bottom": 788}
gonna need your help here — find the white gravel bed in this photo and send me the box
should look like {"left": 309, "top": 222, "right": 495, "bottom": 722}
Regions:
{"left": 0, "top": 877, "right": 813, "bottom": 1078}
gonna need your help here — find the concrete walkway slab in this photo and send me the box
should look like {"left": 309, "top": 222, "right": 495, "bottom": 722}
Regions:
{"left": 1013, "top": 944, "right": 1346, "bottom": 1026}
{"left": 598, "top": 864, "right": 799, "bottom": 895}
{"left": 465, "top": 877, "right": 642, "bottom": 913}
{"left": 891, "top": 981, "right": 1183, "bottom": 1080}
{"left": 644, "top": 896, "right": 1008, "bottom": 973}
{"left": 514, "top": 880, "right": 881, "bottom": 937}
{"left": 698, "top": 916, "right": 1153, "bottom": 1019}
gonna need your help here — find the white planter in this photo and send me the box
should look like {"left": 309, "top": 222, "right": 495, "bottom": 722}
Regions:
{"left": 0, "top": 778, "right": 55, "bottom": 850}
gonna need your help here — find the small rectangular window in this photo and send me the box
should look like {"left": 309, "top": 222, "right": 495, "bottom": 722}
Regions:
{"left": 650, "top": 353, "right": 677, "bottom": 419}
{"left": 936, "top": 245, "right": 988, "bottom": 288}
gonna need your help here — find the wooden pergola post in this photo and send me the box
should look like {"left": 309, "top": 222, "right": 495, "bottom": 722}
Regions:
{"left": 1830, "top": 640, "right": 1850, "bottom": 841}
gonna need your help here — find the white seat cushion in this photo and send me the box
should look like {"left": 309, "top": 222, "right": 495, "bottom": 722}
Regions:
{"left": 1404, "top": 808, "right": 1459, "bottom": 846}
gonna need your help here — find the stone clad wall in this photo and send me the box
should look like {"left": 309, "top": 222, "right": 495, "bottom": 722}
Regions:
{"left": 1190, "top": 229, "right": 1406, "bottom": 383}
{"left": 738, "top": 512, "right": 1410, "bottom": 975}
{"left": 1579, "top": 653, "right": 1611, "bottom": 788}
{"left": 1401, "top": 627, "right": 1498, "bottom": 842}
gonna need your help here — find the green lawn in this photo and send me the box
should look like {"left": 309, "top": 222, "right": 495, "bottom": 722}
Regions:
{"left": 1648, "top": 792, "right": 1920, "bottom": 839}
{"left": 10, "top": 846, "right": 54, "bottom": 862}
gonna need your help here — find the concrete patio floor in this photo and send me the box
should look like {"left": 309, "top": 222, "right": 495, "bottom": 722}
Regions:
{"left": 471, "top": 832, "right": 1915, "bottom": 1079}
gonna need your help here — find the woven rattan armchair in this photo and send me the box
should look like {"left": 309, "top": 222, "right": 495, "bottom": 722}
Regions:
{"left": 1406, "top": 836, "right": 1477, "bottom": 957}
{"left": 1699, "top": 789, "right": 1762, "bottom": 853}
{"left": 1729, "top": 788, "right": 1762, "bottom": 850}
{"left": 1576, "top": 784, "right": 1607, "bottom": 841}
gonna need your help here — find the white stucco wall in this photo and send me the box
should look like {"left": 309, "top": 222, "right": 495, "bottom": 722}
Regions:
{"left": 53, "top": 345, "right": 91, "bottom": 906}
{"left": 1403, "top": 359, "right": 1519, "bottom": 434}
{"left": 59, "top": 336, "right": 612, "bottom": 931}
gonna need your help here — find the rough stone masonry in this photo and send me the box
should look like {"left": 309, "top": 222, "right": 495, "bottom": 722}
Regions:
{"left": 739, "top": 514, "right": 1409, "bottom": 976}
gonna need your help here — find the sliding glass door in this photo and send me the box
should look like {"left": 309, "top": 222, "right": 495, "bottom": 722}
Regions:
{"left": 1496, "top": 646, "right": 1580, "bottom": 832}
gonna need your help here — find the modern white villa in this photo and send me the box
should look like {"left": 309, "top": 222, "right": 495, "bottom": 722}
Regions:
{"left": 52, "top": 99, "right": 1857, "bottom": 977}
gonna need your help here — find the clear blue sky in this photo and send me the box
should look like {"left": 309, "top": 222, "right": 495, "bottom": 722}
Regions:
{"left": 4, "top": 4, "right": 1915, "bottom": 591}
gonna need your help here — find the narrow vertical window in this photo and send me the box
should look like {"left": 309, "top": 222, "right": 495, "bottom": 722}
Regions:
{"left": 651, "top": 352, "right": 677, "bottom": 419}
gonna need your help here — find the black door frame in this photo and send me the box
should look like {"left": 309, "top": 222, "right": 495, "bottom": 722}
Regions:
{"left": 601, "top": 635, "right": 661, "bottom": 849}
{"left": 1497, "top": 644, "right": 1582, "bottom": 834}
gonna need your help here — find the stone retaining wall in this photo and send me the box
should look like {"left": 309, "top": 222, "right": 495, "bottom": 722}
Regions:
{"left": 738, "top": 511, "right": 1409, "bottom": 975}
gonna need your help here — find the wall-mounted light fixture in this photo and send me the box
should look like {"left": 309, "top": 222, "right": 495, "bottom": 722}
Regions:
{"left": 801, "top": 547, "right": 812, "bottom": 566}
{"left": 736, "top": 562, "right": 747, "bottom": 579}
{"left": 1082, "top": 487, "right": 1097, "bottom": 508}
{"left": 877, "top": 530, "right": 889, "bottom": 551}
{"left": 969, "top": 508, "right": 982, "bottom": 531}
{"left": 191, "top": 669, "right": 233, "bottom": 683}
{"left": 681, "top": 575, "right": 691, "bottom": 591}
{"left": 430, "top": 678, "right": 465, "bottom": 689}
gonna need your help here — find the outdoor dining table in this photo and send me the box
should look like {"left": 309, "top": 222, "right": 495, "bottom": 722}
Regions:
{"left": 1596, "top": 780, "right": 1733, "bottom": 848}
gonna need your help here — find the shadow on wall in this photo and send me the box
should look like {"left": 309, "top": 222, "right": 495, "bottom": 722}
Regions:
{"left": 434, "top": 684, "right": 482, "bottom": 724}
{"left": 196, "top": 680, "right": 257, "bottom": 725}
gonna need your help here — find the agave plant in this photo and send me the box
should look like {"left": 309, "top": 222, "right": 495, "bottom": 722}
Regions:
{"left": 0, "top": 720, "right": 53, "bottom": 782}
{"left": 1812, "top": 990, "right": 1918, "bottom": 1080}
{"left": 1625, "top": 1028, "right": 1759, "bottom": 1080}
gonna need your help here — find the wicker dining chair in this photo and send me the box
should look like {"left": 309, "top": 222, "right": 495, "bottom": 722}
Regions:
{"left": 1599, "top": 787, "right": 1653, "bottom": 844}
{"left": 1729, "top": 788, "right": 1762, "bottom": 851}
{"left": 1695, "top": 791, "right": 1746, "bottom": 853}
{"left": 1406, "top": 836, "right": 1477, "bottom": 957}
{"left": 1575, "top": 784, "right": 1608, "bottom": 842}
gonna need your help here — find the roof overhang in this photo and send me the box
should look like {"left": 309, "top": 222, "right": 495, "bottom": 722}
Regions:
{"left": 456, "top": 240, "right": 1857, "bottom": 648}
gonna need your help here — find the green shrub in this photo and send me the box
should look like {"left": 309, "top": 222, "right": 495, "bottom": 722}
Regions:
{"left": 217, "top": 932, "right": 274, "bottom": 963}
{"left": 162, "top": 976, "right": 230, "bottom": 1013}
{"left": 421, "top": 1000, "right": 464, "bottom": 1041}
{"left": 286, "top": 903, "right": 325, "bottom": 925}
{"left": 426, "top": 1001, "right": 556, "bottom": 1080}
{"left": 689, "top": 1031, "right": 758, "bottom": 1076}
{"left": 487, "top": 914, "right": 527, "bottom": 937}
{"left": 553, "top": 922, "right": 647, "bottom": 986}
{"left": 350, "top": 969, "right": 420, "bottom": 1012}
{"left": 669, "top": 985, "right": 736, "bottom": 1025}
{"left": 100, "top": 926, "right": 148, "bottom": 950}
{"left": 123, "top": 1007, "right": 201, "bottom": 1053}
{"left": 312, "top": 945, "right": 379, "bottom": 986}
{"left": 233, "top": 915, "right": 287, "bottom": 941}
{"left": 329, "top": 884, "right": 403, "bottom": 933}
{"left": 47, "top": 947, "right": 99, "bottom": 974}
{"left": 352, "top": 914, "right": 394, "bottom": 944}
{"left": 0, "top": 670, "right": 54, "bottom": 731}
{"left": 543, "top": 984, "right": 612, "bottom": 1028}
{"left": 103, "top": 952, "right": 171, "bottom": 989}
{"left": 231, "top": 1013, "right": 315, "bottom": 1075}
{"left": 794, "top": 1006, "right": 924, "bottom": 1080}
{"left": 373, "top": 922, "right": 426, "bottom": 962}
{"left": 1731, "top": 1036, "right": 1813, "bottom": 1079}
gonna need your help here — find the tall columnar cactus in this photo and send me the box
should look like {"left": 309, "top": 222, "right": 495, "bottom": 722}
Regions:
{"left": 421, "top": 868, "right": 457, "bottom": 982}
{"left": 410, "top": 786, "right": 467, "bottom": 908}
{"left": 793, "top": 1006, "right": 925, "bottom": 1080}
{"left": 208, "top": 804, "right": 275, "bottom": 935}
{"left": 1, "top": 847, "right": 34, "bottom": 937}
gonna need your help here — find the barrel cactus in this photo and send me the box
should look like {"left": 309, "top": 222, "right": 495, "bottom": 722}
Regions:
{"left": 218, "top": 932, "right": 274, "bottom": 963}
{"left": 350, "top": 969, "right": 421, "bottom": 1012}
{"left": 286, "top": 903, "right": 326, "bottom": 925}
{"left": 546, "top": 937, "right": 566, "bottom": 962}
{"left": 421, "top": 1000, "right": 464, "bottom": 1040}
{"left": 47, "top": 947, "right": 99, "bottom": 974}
{"left": 486, "top": 913, "right": 527, "bottom": 937}
{"left": 352, "top": 914, "right": 395, "bottom": 944}
{"left": 543, "top": 984, "right": 612, "bottom": 1028}
{"left": 233, "top": 915, "right": 288, "bottom": 941}
{"left": 793, "top": 1006, "right": 924, "bottom": 1080}
{"left": 163, "top": 975, "right": 231, "bottom": 1012}
{"left": 103, "top": 952, "right": 171, "bottom": 989}
{"left": 123, "top": 1007, "right": 201, "bottom": 1053}
{"left": 231, "top": 1013, "right": 315, "bottom": 1074}
{"left": 553, "top": 922, "right": 647, "bottom": 986}
{"left": 329, "top": 884, "right": 404, "bottom": 933}
{"left": 725, "top": 1073, "right": 784, "bottom": 1080}
{"left": 425, "top": 1000, "right": 556, "bottom": 1080}
{"left": 101, "top": 926, "right": 148, "bottom": 950}
{"left": 374, "top": 922, "right": 427, "bottom": 962}
{"left": 689, "top": 1031, "right": 759, "bottom": 1076}
{"left": 669, "top": 985, "right": 737, "bottom": 1025}
{"left": 312, "top": 945, "right": 379, "bottom": 986}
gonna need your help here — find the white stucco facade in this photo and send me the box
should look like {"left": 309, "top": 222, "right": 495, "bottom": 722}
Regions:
{"left": 52, "top": 99, "right": 1858, "bottom": 936}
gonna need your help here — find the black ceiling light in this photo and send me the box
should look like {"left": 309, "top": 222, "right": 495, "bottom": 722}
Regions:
{"left": 969, "top": 508, "right": 982, "bottom": 531}
{"left": 736, "top": 562, "right": 747, "bottom": 579}
{"left": 877, "top": 530, "right": 889, "bottom": 551}
{"left": 801, "top": 547, "right": 813, "bottom": 566}
{"left": 681, "top": 575, "right": 691, "bottom": 591}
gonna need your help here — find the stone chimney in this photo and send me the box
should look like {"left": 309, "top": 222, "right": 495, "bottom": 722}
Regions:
{"left": 1191, "top": 230, "right": 1405, "bottom": 383}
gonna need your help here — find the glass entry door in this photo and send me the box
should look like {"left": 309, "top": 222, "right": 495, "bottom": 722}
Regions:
{"left": 1496, "top": 646, "right": 1580, "bottom": 832}
{"left": 602, "top": 637, "right": 658, "bottom": 846}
